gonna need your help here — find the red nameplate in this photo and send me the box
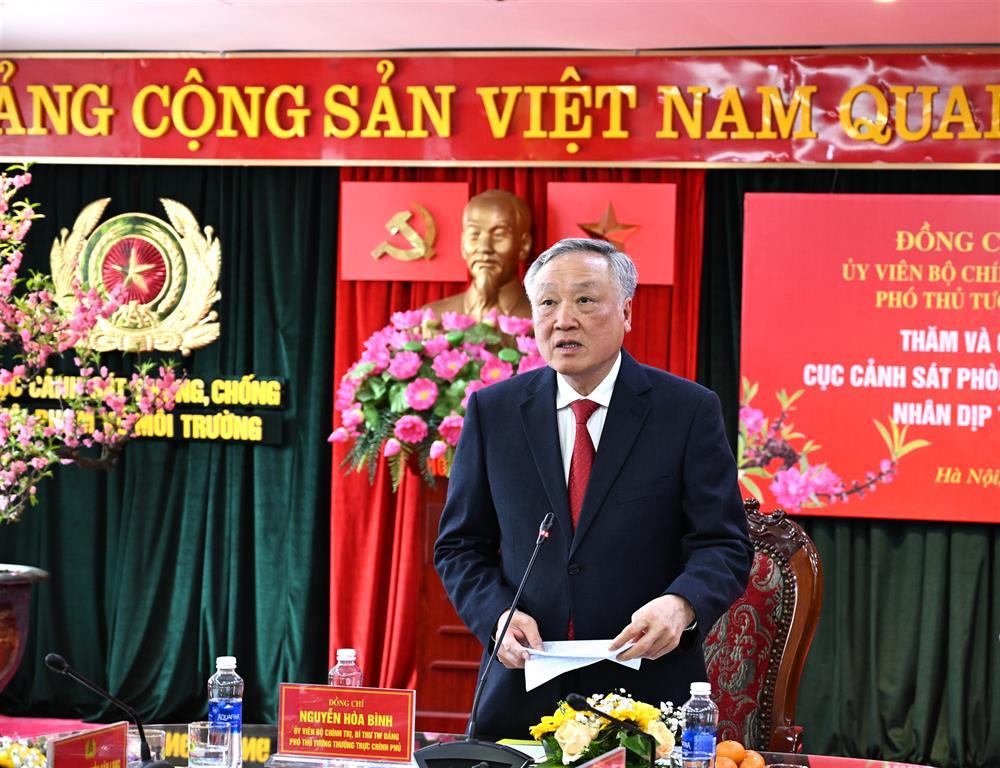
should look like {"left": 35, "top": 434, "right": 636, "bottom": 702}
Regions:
{"left": 577, "top": 746, "right": 626, "bottom": 768}
{"left": 278, "top": 684, "right": 415, "bottom": 763}
{"left": 808, "top": 758, "right": 931, "bottom": 768}
{"left": 48, "top": 722, "right": 127, "bottom": 768}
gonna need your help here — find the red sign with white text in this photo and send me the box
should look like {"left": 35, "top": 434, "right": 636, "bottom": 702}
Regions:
{"left": 807, "top": 758, "right": 931, "bottom": 768}
{"left": 0, "top": 52, "right": 996, "bottom": 166}
{"left": 278, "top": 684, "right": 415, "bottom": 762}
{"left": 48, "top": 722, "right": 127, "bottom": 768}
{"left": 339, "top": 182, "right": 470, "bottom": 281}
{"left": 741, "top": 194, "right": 1000, "bottom": 523}
{"left": 547, "top": 183, "right": 676, "bottom": 284}
{"left": 578, "top": 747, "right": 627, "bottom": 768}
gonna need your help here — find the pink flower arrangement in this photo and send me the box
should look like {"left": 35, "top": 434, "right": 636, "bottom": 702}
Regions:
{"left": 437, "top": 414, "right": 464, "bottom": 446}
{"left": 516, "top": 335, "right": 539, "bottom": 355}
{"left": 461, "top": 380, "right": 486, "bottom": 409}
{"left": 498, "top": 315, "right": 534, "bottom": 335}
{"left": 441, "top": 312, "right": 476, "bottom": 331}
{"left": 388, "top": 350, "right": 423, "bottom": 380}
{"left": 423, "top": 334, "right": 451, "bottom": 356}
{"left": 479, "top": 356, "right": 513, "bottom": 384}
{"left": 518, "top": 354, "right": 547, "bottom": 374}
{"left": 431, "top": 349, "right": 470, "bottom": 381}
{"left": 738, "top": 377, "right": 927, "bottom": 513}
{"left": 394, "top": 414, "right": 429, "bottom": 443}
{"left": 391, "top": 309, "right": 431, "bottom": 329}
{"left": 0, "top": 165, "right": 185, "bottom": 522}
{"left": 430, "top": 440, "right": 448, "bottom": 459}
{"left": 404, "top": 378, "right": 438, "bottom": 411}
{"left": 342, "top": 406, "right": 364, "bottom": 428}
{"left": 331, "top": 309, "right": 542, "bottom": 489}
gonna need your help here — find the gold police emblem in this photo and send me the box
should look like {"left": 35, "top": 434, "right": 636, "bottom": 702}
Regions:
{"left": 50, "top": 199, "right": 221, "bottom": 355}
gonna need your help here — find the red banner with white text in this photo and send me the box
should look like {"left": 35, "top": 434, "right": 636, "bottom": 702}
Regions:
{"left": 0, "top": 52, "right": 996, "bottom": 166}
{"left": 740, "top": 194, "right": 1000, "bottom": 523}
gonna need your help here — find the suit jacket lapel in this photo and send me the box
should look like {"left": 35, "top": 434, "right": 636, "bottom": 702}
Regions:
{"left": 519, "top": 369, "right": 574, "bottom": 544}
{"left": 570, "top": 352, "right": 652, "bottom": 558}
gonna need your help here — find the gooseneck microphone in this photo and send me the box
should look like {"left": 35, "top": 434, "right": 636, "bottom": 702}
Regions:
{"left": 466, "top": 511, "right": 554, "bottom": 741}
{"left": 414, "top": 512, "right": 555, "bottom": 768}
{"left": 566, "top": 693, "right": 657, "bottom": 768}
{"left": 44, "top": 653, "right": 172, "bottom": 768}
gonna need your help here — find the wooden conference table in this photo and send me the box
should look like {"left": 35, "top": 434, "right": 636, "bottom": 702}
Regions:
{"left": 411, "top": 734, "right": 935, "bottom": 768}
{"left": 0, "top": 719, "right": 934, "bottom": 768}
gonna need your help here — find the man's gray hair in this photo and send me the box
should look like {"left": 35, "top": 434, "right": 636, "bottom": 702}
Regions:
{"left": 524, "top": 238, "right": 638, "bottom": 304}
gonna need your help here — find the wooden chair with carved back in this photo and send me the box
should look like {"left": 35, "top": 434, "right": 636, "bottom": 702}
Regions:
{"left": 702, "top": 498, "right": 824, "bottom": 753}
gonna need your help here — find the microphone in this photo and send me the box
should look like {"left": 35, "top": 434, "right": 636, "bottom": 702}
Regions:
{"left": 466, "top": 511, "right": 554, "bottom": 741}
{"left": 566, "top": 693, "right": 657, "bottom": 768}
{"left": 44, "top": 653, "right": 172, "bottom": 768}
{"left": 414, "top": 512, "right": 555, "bottom": 768}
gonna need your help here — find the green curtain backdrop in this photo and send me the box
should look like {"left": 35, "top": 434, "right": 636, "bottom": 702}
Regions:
{"left": 697, "top": 169, "right": 1000, "bottom": 768}
{"left": 0, "top": 164, "right": 335, "bottom": 723}
{"left": 1, "top": 160, "right": 997, "bottom": 768}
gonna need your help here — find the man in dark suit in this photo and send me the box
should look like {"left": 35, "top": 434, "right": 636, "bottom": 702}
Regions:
{"left": 434, "top": 237, "right": 753, "bottom": 739}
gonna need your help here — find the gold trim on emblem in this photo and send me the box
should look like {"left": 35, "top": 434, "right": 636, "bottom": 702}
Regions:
{"left": 51, "top": 199, "right": 221, "bottom": 355}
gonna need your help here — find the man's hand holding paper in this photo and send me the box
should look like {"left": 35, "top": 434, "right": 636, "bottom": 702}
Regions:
{"left": 523, "top": 640, "right": 642, "bottom": 691}
{"left": 496, "top": 609, "right": 543, "bottom": 670}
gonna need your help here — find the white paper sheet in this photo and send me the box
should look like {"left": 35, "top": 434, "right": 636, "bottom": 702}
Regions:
{"left": 496, "top": 743, "right": 548, "bottom": 762}
{"left": 523, "top": 640, "right": 641, "bottom": 691}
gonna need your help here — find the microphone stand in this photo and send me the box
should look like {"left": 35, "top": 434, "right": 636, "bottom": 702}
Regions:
{"left": 414, "top": 513, "right": 555, "bottom": 768}
{"left": 565, "top": 694, "right": 657, "bottom": 768}
{"left": 44, "top": 653, "right": 172, "bottom": 768}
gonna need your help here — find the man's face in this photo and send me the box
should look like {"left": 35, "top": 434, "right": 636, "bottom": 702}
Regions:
{"left": 461, "top": 200, "right": 523, "bottom": 289}
{"left": 530, "top": 251, "right": 632, "bottom": 395}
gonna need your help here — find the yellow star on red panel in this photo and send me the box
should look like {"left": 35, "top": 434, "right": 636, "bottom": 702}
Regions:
{"left": 577, "top": 203, "right": 640, "bottom": 250}
{"left": 111, "top": 244, "right": 156, "bottom": 293}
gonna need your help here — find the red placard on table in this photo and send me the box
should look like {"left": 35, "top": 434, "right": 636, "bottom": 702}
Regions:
{"left": 808, "top": 757, "right": 933, "bottom": 768}
{"left": 278, "top": 684, "right": 416, "bottom": 762}
{"left": 546, "top": 183, "right": 677, "bottom": 285}
{"left": 48, "top": 722, "right": 127, "bottom": 768}
{"left": 339, "top": 181, "right": 470, "bottom": 282}
{"left": 577, "top": 747, "right": 627, "bottom": 768}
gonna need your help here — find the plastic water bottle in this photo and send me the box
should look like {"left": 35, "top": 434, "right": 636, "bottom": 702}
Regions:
{"left": 328, "top": 648, "right": 363, "bottom": 687}
{"left": 680, "top": 682, "right": 718, "bottom": 768}
{"left": 208, "top": 655, "right": 244, "bottom": 768}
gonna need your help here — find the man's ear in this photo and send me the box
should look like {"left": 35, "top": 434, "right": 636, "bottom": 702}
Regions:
{"left": 519, "top": 232, "right": 532, "bottom": 262}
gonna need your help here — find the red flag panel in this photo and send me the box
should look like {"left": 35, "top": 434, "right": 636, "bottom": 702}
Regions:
{"left": 339, "top": 182, "right": 470, "bottom": 281}
{"left": 546, "top": 182, "right": 676, "bottom": 285}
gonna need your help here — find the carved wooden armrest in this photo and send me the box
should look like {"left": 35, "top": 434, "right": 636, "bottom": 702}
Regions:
{"left": 768, "top": 725, "right": 805, "bottom": 753}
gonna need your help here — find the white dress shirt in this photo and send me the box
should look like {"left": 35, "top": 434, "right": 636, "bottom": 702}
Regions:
{"left": 555, "top": 352, "right": 622, "bottom": 484}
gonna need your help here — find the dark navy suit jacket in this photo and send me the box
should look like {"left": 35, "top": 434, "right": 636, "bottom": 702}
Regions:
{"left": 434, "top": 350, "right": 753, "bottom": 739}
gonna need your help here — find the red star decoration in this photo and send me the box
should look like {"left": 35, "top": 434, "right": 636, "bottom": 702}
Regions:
{"left": 577, "top": 202, "right": 640, "bottom": 250}
{"left": 102, "top": 237, "right": 167, "bottom": 304}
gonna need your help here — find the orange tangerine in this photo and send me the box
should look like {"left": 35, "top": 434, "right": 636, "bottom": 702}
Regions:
{"left": 716, "top": 758, "right": 739, "bottom": 768}
{"left": 740, "top": 750, "right": 765, "bottom": 768}
{"left": 716, "top": 741, "right": 747, "bottom": 765}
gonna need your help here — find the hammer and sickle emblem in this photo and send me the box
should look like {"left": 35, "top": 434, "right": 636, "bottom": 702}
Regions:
{"left": 371, "top": 203, "right": 437, "bottom": 262}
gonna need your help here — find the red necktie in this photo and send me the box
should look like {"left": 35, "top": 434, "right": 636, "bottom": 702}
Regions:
{"left": 568, "top": 399, "right": 600, "bottom": 528}
{"left": 567, "top": 399, "right": 599, "bottom": 640}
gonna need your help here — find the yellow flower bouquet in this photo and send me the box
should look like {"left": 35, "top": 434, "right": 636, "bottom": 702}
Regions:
{"left": 0, "top": 738, "right": 47, "bottom": 768}
{"left": 529, "top": 692, "right": 680, "bottom": 767}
